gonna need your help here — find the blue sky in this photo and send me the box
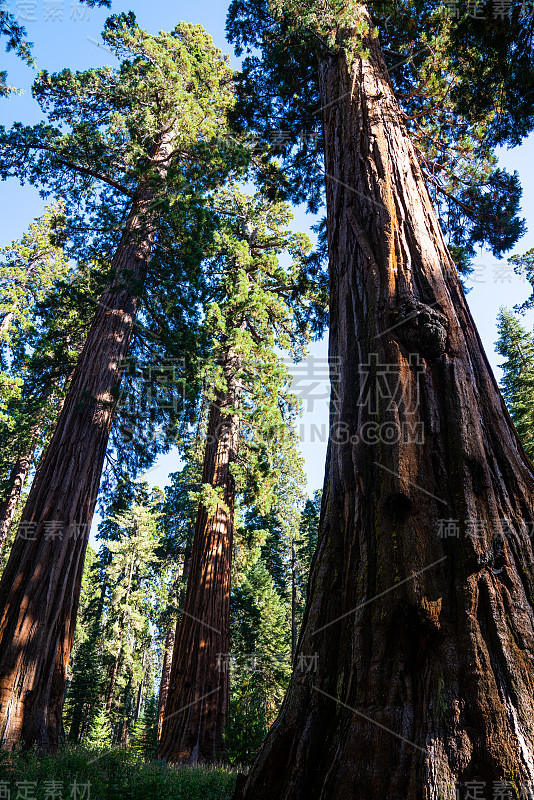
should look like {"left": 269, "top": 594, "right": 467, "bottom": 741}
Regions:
{"left": 1, "top": 0, "right": 533, "bottom": 504}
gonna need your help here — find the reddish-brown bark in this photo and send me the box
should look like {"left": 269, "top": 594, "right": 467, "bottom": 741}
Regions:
{"left": 158, "top": 347, "right": 241, "bottom": 763}
{"left": 0, "top": 133, "right": 174, "bottom": 752}
{"left": 234, "top": 11, "right": 534, "bottom": 800}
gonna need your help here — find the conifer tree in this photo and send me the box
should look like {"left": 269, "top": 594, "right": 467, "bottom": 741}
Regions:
{"left": 0, "top": 13, "right": 235, "bottom": 752}
{"left": 292, "top": 490, "right": 321, "bottom": 653}
{"left": 0, "top": 0, "right": 110, "bottom": 96}
{"left": 63, "top": 547, "right": 104, "bottom": 744}
{"left": 158, "top": 187, "right": 326, "bottom": 763}
{"left": 86, "top": 701, "right": 111, "bottom": 750}
{"left": 0, "top": 204, "right": 73, "bottom": 554}
{"left": 102, "top": 500, "right": 163, "bottom": 718}
{"left": 0, "top": 1, "right": 33, "bottom": 97}
{"left": 156, "top": 460, "right": 201, "bottom": 736}
{"left": 227, "top": 3, "right": 534, "bottom": 797}
{"left": 131, "top": 691, "right": 158, "bottom": 760}
{"left": 496, "top": 308, "right": 534, "bottom": 462}
{"left": 226, "top": 559, "right": 292, "bottom": 765}
{"left": 0, "top": 203, "right": 69, "bottom": 345}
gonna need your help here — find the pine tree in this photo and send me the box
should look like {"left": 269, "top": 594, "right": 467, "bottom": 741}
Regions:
{"left": 64, "top": 483, "right": 166, "bottom": 747}
{"left": 131, "top": 691, "right": 158, "bottom": 760}
{"left": 0, "top": 13, "right": 235, "bottom": 753}
{"left": 496, "top": 308, "right": 534, "bottom": 462}
{"left": 227, "top": 3, "right": 534, "bottom": 797}
{"left": 0, "top": 0, "right": 110, "bottom": 95}
{"left": 226, "top": 559, "right": 292, "bottom": 765}
{"left": 86, "top": 701, "right": 111, "bottom": 750}
{"left": 63, "top": 547, "right": 105, "bottom": 744}
{"left": 292, "top": 490, "right": 321, "bottom": 654}
{"left": 102, "top": 500, "right": 163, "bottom": 719}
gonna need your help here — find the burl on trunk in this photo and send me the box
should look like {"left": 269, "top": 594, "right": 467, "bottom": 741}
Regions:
{"left": 235, "top": 10, "right": 534, "bottom": 800}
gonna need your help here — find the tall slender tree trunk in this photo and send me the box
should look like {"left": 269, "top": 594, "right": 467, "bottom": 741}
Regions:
{"left": 157, "top": 550, "right": 192, "bottom": 737}
{"left": 235, "top": 11, "right": 534, "bottom": 800}
{"left": 0, "top": 438, "right": 37, "bottom": 560}
{"left": 157, "top": 625, "right": 175, "bottom": 737}
{"left": 117, "top": 675, "right": 133, "bottom": 748}
{"left": 291, "top": 537, "right": 297, "bottom": 660}
{"left": 0, "top": 311, "right": 14, "bottom": 339}
{"left": 106, "top": 543, "right": 136, "bottom": 715}
{"left": 135, "top": 650, "right": 148, "bottom": 723}
{"left": 0, "top": 132, "right": 174, "bottom": 753}
{"left": 158, "top": 346, "right": 242, "bottom": 763}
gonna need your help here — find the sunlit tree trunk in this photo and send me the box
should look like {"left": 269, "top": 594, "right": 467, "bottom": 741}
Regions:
{"left": 235, "top": 10, "right": 534, "bottom": 800}
{"left": 0, "top": 312, "right": 14, "bottom": 339}
{"left": 158, "top": 346, "right": 241, "bottom": 763}
{"left": 0, "top": 132, "right": 174, "bottom": 753}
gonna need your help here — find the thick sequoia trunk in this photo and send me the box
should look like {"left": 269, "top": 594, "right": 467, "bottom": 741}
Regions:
{"left": 157, "top": 551, "right": 192, "bottom": 737}
{"left": 158, "top": 347, "right": 241, "bottom": 763}
{"left": 235, "top": 13, "right": 534, "bottom": 800}
{"left": 0, "top": 133, "right": 174, "bottom": 753}
{"left": 0, "top": 438, "right": 37, "bottom": 560}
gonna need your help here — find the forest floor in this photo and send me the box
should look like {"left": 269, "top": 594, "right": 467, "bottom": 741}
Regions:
{"left": 0, "top": 746, "right": 239, "bottom": 798}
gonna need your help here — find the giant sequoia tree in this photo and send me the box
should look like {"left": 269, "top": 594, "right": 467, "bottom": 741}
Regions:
{"left": 0, "top": 13, "right": 234, "bottom": 752}
{"left": 158, "top": 187, "right": 325, "bottom": 763}
{"left": 227, "top": 2, "right": 534, "bottom": 798}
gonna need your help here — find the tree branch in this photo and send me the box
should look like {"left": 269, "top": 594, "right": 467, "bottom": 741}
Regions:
{"left": 23, "top": 143, "right": 134, "bottom": 197}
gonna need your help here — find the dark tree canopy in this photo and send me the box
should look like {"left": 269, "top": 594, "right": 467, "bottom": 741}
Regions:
{"left": 226, "top": 0, "right": 534, "bottom": 269}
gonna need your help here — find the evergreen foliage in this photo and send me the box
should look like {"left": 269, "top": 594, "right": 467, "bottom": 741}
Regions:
{"left": 196, "top": 185, "right": 326, "bottom": 516}
{"left": 227, "top": 560, "right": 292, "bottom": 764}
{"left": 86, "top": 701, "right": 112, "bottom": 749}
{"left": 496, "top": 308, "right": 534, "bottom": 462}
{"left": 225, "top": 0, "right": 534, "bottom": 272}
{"left": 131, "top": 693, "right": 159, "bottom": 760}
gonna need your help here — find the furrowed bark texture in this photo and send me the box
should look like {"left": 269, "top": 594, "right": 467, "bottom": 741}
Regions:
{"left": 158, "top": 348, "right": 241, "bottom": 763}
{"left": 235, "top": 15, "right": 534, "bottom": 800}
{"left": 0, "top": 132, "right": 173, "bottom": 753}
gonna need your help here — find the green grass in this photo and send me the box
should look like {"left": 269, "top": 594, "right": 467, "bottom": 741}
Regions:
{"left": 0, "top": 746, "right": 239, "bottom": 799}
